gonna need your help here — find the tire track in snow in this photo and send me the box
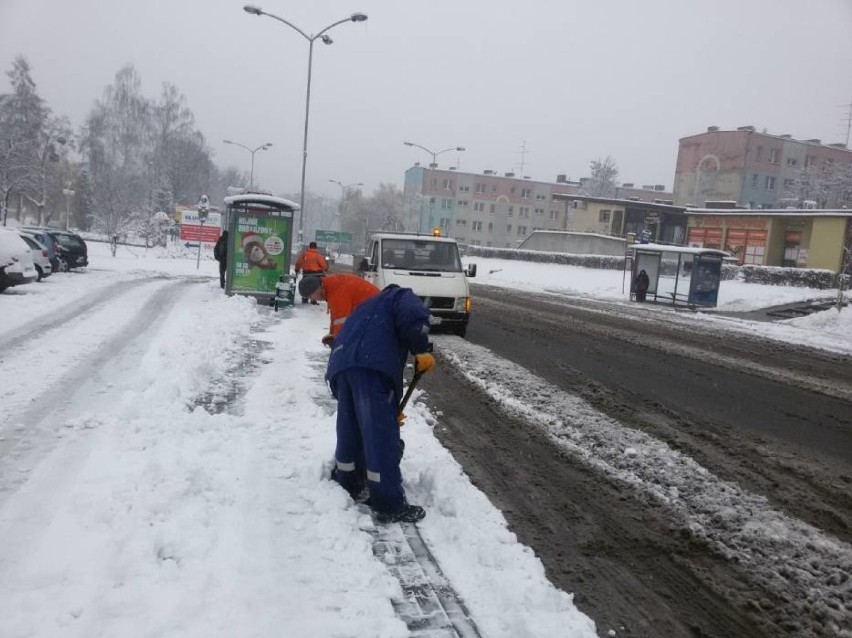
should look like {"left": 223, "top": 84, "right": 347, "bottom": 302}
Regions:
{"left": 0, "top": 276, "right": 156, "bottom": 353}
{"left": 0, "top": 280, "right": 192, "bottom": 502}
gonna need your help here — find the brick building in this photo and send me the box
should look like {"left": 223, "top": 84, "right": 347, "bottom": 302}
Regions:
{"left": 673, "top": 126, "right": 852, "bottom": 209}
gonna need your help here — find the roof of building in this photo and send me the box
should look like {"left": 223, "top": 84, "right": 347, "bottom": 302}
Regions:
{"left": 679, "top": 127, "right": 851, "bottom": 153}
{"left": 631, "top": 243, "right": 731, "bottom": 257}
{"left": 552, "top": 193, "right": 686, "bottom": 212}
{"left": 224, "top": 194, "right": 300, "bottom": 210}
{"left": 686, "top": 207, "right": 852, "bottom": 217}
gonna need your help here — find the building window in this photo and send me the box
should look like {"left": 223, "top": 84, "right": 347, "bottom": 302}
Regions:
{"left": 519, "top": 207, "right": 530, "bottom": 218}
{"left": 755, "top": 146, "right": 763, "bottom": 161}
{"left": 517, "top": 225, "right": 527, "bottom": 236}
{"left": 534, "top": 207, "right": 544, "bottom": 215}
{"left": 491, "top": 185, "right": 497, "bottom": 192}
{"left": 459, "top": 185, "right": 470, "bottom": 192}
{"left": 475, "top": 183, "right": 486, "bottom": 193}
{"left": 489, "top": 203, "right": 496, "bottom": 214}
{"left": 442, "top": 179, "right": 453, "bottom": 189}
{"left": 431, "top": 178, "right": 437, "bottom": 187}
{"left": 488, "top": 222, "right": 494, "bottom": 232}
{"left": 455, "top": 219, "right": 467, "bottom": 226}
{"left": 473, "top": 202, "right": 485, "bottom": 212}
{"left": 441, "top": 198, "right": 452, "bottom": 209}
{"left": 428, "top": 197, "right": 435, "bottom": 204}
{"left": 521, "top": 188, "right": 532, "bottom": 198}
{"left": 472, "top": 221, "right": 483, "bottom": 231}
{"left": 805, "top": 155, "right": 814, "bottom": 168}
{"left": 439, "top": 217, "right": 450, "bottom": 228}
{"left": 765, "top": 176, "right": 776, "bottom": 190}
{"left": 506, "top": 224, "right": 512, "bottom": 233}
{"left": 471, "top": 239, "right": 481, "bottom": 246}
{"left": 599, "top": 209, "right": 611, "bottom": 223}
{"left": 457, "top": 199, "right": 469, "bottom": 206}
{"left": 510, "top": 187, "right": 516, "bottom": 194}
{"left": 535, "top": 194, "right": 546, "bottom": 201}
{"left": 486, "top": 241, "right": 493, "bottom": 247}
{"left": 507, "top": 206, "right": 514, "bottom": 216}
{"left": 784, "top": 178, "right": 794, "bottom": 187}
{"left": 549, "top": 210, "right": 558, "bottom": 220}
{"left": 768, "top": 148, "right": 779, "bottom": 164}
{"left": 751, "top": 174, "right": 758, "bottom": 188}
{"left": 786, "top": 157, "right": 798, "bottom": 166}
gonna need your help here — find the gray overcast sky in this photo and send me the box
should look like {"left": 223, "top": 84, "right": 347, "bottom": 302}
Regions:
{"left": 2, "top": 0, "right": 851, "bottom": 199}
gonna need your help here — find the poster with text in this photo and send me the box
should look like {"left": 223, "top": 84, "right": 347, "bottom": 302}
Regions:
{"left": 230, "top": 215, "right": 290, "bottom": 295}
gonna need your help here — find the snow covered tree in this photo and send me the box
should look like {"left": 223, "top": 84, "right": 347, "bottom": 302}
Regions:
{"left": 583, "top": 156, "right": 619, "bottom": 198}
{"left": 80, "top": 65, "right": 152, "bottom": 247}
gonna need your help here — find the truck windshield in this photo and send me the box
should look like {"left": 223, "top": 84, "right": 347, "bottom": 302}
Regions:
{"left": 381, "top": 238, "right": 462, "bottom": 272}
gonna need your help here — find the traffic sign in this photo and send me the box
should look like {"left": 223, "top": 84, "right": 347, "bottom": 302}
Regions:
{"left": 315, "top": 230, "right": 352, "bottom": 243}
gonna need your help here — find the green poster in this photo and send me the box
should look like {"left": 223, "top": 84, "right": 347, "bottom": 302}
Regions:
{"left": 231, "top": 215, "right": 290, "bottom": 295}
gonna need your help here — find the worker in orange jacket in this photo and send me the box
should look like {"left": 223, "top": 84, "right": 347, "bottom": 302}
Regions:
{"left": 298, "top": 273, "right": 379, "bottom": 346}
{"left": 294, "top": 242, "right": 329, "bottom": 304}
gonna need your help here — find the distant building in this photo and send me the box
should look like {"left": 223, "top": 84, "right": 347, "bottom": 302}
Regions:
{"left": 673, "top": 126, "right": 852, "bottom": 209}
{"left": 402, "top": 166, "right": 581, "bottom": 247}
{"left": 551, "top": 194, "right": 687, "bottom": 245}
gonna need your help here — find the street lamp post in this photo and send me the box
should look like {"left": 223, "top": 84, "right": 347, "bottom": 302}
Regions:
{"left": 223, "top": 140, "right": 273, "bottom": 191}
{"left": 403, "top": 141, "right": 465, "bottom": 169}
{"left": 62, "top": 184, "right": 75, "bottom": 231}
{"left": 243, "top": 5, "right": 367, "bottom": 248}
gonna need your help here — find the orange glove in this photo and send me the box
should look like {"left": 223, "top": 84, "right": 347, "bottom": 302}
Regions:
{"left": 397, "top": 412, "right": 406, "bottom": 426}
{"left": 321, "top": 334, "right": 335, "bottom": 347}
{"left": 415, "top": 353, "right": 436, "bottom": 373}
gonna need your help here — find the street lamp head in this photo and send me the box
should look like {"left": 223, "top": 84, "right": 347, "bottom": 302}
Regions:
{"left": 223, "top": 139, "right": 233, "bottom": 144}
{"left": 403, "top": 141, "right": 413, "bottom": 147}
{"left": 456, "top": 147, "right": 466, "bottom": 151}
{"left": 321, "top": 35, "right": 333, "bottom": 45}
{"left": 350, "top": 13, "right": 368, "bottom": 22}
{"left": 262, "top": 143, "right": 273, "bottom": 149}
{"left": 243, "top": 4, "right": 263, "bottom": 15}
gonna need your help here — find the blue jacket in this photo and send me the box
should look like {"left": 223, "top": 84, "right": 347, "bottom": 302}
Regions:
{"left": 326, "top": 285, "right": 431, "bottom": 400}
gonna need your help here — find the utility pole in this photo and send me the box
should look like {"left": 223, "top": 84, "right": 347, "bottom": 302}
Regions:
{"left": 842, "top": 101, "right": 852, "bottom": 148}
{"left": 517, "top": 139, "right": 529, "bottom": 177}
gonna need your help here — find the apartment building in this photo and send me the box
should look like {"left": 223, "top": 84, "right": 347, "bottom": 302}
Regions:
{"left": 402, "top": 166, "right": 581, "bottom": 247}
{"left": 673, "top": 126, "right": 852, "bottom": 209}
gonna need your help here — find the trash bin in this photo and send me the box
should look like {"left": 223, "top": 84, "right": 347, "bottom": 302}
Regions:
{"left": 273, "top": 274, "right": 296, "bottom": 311}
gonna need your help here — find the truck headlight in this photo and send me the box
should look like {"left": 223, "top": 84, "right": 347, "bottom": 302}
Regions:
{"left": 457, "top": 297, "right": 471, "bottom": 312}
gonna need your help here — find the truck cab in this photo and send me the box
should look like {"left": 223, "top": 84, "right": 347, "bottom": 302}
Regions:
{"left": 358, "top": 231, "right": 476, "bottom": 337}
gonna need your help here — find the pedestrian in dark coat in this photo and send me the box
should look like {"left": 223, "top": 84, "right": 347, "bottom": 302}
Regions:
{"left": 213, "top": 231, "right": 228, "bottom": 289}
{"left": 635, "top": 269, "right": 650, "bottom": 302}
{"left": 325, "top": 285, "right": 435, "bottom": 523}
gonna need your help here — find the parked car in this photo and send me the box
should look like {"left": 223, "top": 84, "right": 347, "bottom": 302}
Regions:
{"left": 0, "top": 228, "right": 38, "bottom": 292}
{"left": 17, "top": 232, "right": 53, "bottom": 280}
{"left": 49, "top": 230, "right": 89, "bottom": 271}
{"left": 20, "top": 226, "right": 60, "bottom": 272}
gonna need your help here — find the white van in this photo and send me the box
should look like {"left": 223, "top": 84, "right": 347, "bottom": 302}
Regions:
{"left": 357, "top": 231, "right": 477, "bottom": 337}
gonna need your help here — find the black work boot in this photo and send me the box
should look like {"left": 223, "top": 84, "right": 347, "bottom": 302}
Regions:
{"left": 375, "top": 504, "right": 426, "bottom": 524}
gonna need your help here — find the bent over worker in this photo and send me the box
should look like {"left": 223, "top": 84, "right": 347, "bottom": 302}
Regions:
{"left": 325, "top": 284, "right": 435, "bottom": 523}
{"left": 298, "top": 273, "right": 379, "bottom": 346}
{"left": 294, "top": 242, "right": 329, "bottom": 303}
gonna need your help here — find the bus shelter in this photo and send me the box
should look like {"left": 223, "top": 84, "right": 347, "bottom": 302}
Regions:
{"left": 223, "top": 194, "right": 299, "bottom": 306}
{"left": 626, "top": 243, "right": 730, "bottom": 308}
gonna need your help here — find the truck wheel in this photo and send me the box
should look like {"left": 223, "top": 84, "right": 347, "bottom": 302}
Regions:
{"left": 455, "top": 325, "right": 467, "bottom": 338}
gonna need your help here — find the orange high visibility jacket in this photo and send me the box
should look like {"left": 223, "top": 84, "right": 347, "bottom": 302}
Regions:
{"left": 295, "top": 248, "right": 328, "bottom": 274}
{"left": 323, "top": 273, "right": 380, "bottom": 336}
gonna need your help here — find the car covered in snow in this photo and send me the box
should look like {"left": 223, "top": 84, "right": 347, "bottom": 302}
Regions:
{"left": 0, "top": 228, "right": 38, "bottom": 292}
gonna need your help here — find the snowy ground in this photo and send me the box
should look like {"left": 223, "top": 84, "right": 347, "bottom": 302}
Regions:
{"left": 1, "top": 242, "right": 850, "bottom": 637}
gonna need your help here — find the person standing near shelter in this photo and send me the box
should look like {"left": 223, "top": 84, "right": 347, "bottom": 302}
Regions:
{"left": 635, "top": 269, "right": 650, "bottom": 302}
{"left": 294, "top": 242, "right": 329, "bottom": 303}
{"left": 298, "top": 273, "right": 379, "bottom": 346}
{"left": 325, "top": 284, "right": 435, "bottom": 523}
{"left": 213, "top": 230, "right": 228, "bottom": 289}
